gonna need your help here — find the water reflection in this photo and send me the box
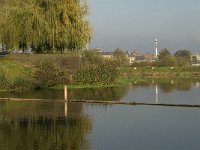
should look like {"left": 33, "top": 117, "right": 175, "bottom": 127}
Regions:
{"left": 0, "top": 89, "right": 64, "bottom": 99}
{"left": 155, "top": 84, "right": 158, "bottom": 103}
{"left": 0, "top": 79, "right": 200, "bottom": 105}
{"left": 0, "top": 102, "right": 92, "bottom": 150}
{"left": 65, "top": 102, "right": 68, "bottom": 117}
{"left": 69, "top": 87, "right": 128, "bottom": 101}
{"left": 0, "top": 79, "right": 200, "bottom": 149}
{"left": 125, "top": 79, "right": 200, "bottom": 104}
{"left": 0, "top": 86, "right": 128, "bottom": 101}
{"left": 196, "top": 82, "right": 200, "bottom": 88}
{"left": 155, "top": 78, "right": 200, "bottom": 92}
{"left": 131, "top": 79, "right": 200, "bottom": 93}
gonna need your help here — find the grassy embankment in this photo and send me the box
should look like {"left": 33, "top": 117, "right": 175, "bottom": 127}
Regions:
{"left": 1, "top": 54, "right": 200, "bottom": 91}
{"left": 0, "top": 54, "right": 80, "bottom": 91}
{"left": 0, "top": 56, "right": 32, "bottom": 91}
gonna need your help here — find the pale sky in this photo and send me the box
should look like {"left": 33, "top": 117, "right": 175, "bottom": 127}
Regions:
{"left": 88, "top": 0, "right": 200, "bottom": 54}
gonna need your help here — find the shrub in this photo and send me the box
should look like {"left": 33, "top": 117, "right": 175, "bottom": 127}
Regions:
{"left": 81, "top": 50, "right": 104, "bottom": 68}
{"left": 112, "top": 48, "right": 129, "bottom": 67}
{"left": 73, "top": 62, "right": 120, "bottom": 85}
{"left": 12, "top": 77, "right": 33, "bottom": 90}
{"left": 33, "top": 59, "right": 70, "bottom": 88}
{"left": 176, "top": 57, "right": 191, "bottom": 67}
{"left": 131, "top": 61, "right": 154, "bottom": 67}
{"left": 156, "top": 55, "right": 177, "bottom": 67}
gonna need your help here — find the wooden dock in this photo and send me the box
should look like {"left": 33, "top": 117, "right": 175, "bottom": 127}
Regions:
{"left": 0, "top": 98, "right": 200, "bottom": 108}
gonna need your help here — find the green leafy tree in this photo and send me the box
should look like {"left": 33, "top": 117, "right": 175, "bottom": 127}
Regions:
{"left": 158, "top": 55, "right": 177, "bottom": 67}
{"left": 174, "top": 49, "right": 191, "bottom": 60}
{"left": 113, "top": 48, "right": 129, "bottom": 67}
{"left": 175, "top": 49, "right": 191, "bottom": 67}
{"left": 156, "top": 48, "right": 176, "bottom": 67}
{"left": 0, "top": 0, "right": 92, "bottom": 53}
{"left": 81, "top": 49, "right": 103, "bottom": 68}
{"left": 158, "top": 48, "right": 171, "bottom": 60}
{"left": 176, "top": 57, "right": 191, "bottom": 67}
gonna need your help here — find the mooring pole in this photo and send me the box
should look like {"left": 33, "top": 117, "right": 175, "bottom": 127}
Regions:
{"left": 64, "top": 85, "right": 68, "bottom": 101}
{"left": 64, "top": 102, "right": 68, "bottom": 117}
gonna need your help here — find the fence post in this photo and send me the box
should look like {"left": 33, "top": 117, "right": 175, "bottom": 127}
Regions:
{"left": 64, "top": 85, "right": 68, "bottom": 101}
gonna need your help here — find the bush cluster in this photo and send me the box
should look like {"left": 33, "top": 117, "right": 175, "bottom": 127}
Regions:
{"left": 33, "top": 59, "right": 71, "bottom": 88}
{"left": 73, "top": 62, "right": 120, "bottom": 85}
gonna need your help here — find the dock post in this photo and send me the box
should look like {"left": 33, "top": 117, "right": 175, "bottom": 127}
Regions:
{"left": 64, "top": 85, "right": 68, "bottom": 101}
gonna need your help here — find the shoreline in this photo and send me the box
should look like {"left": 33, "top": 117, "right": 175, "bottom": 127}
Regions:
{"left": 1, "top": 76, "right": 200, "bottom": 92}
{"left": 1, "top": 55, "right": 200, "bottom": 91}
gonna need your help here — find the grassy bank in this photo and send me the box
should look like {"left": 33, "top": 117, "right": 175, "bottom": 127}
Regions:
{"left": 0, "top": 57, "right": 32, "bottom": 91}
{"left": 122, "top": 67, "right": 200, "bottom": 78}
{"left": 1, "top": 54, "right": 200, "bottom": 91}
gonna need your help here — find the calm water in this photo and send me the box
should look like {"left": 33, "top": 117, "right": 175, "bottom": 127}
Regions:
{"left": 0, "top": 79, "right": 200, "bottom": 150}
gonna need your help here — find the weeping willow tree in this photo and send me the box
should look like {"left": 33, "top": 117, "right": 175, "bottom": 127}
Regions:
{"left": 0, "top": 0, "right": 92, "bottom": 53}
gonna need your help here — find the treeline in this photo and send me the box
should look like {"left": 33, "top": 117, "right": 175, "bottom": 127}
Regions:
{"left": 156, "top": 48, "right": 192, "bottom": 67}
{"left": 0, "top": 0, "right": 91, "bottom": 53}
{"left": 131, "top": 49, "right": 194, "bottom": 68}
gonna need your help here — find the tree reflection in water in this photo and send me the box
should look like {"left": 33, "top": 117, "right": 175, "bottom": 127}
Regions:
{"left": 132, "top": 78, "right": 200, "bottom": 93}
{"left": 157, "top": 79, "right": 199, "bottom": 93}
{"left": 0, "top": 102, "right": 92, "bottom": 150}
{"left": 69, "top": 86, "right": 128, "bottom": 101}
{"left": 0, "top": 86, "right": 128, "bottom": 102}
{"left": 0, "top": 79, "right": 200, "bottom": 149}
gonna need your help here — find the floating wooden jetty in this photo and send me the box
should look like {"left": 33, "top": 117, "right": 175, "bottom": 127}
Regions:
{"left": 0, "top": 98, "right": 200, "bottom": 108}
{"left": 70, "top": 100, "right": 200, "bottom": 108}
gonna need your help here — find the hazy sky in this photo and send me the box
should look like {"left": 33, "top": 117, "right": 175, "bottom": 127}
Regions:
{"left": 88, "top": 0, "right": 200, "bottom": 54}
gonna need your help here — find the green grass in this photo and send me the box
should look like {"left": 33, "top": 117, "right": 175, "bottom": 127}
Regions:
{"left": 0, "top": 58, "right": 31, "bottom": 78}
{"left": 0, "top": 57, "right": 32, "bottom": 91}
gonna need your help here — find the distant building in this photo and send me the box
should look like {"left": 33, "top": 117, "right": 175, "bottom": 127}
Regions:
{"left": 128, "top": 54, "right": 136, "bottom": 64}
{"left": 135, "top": 55, "right": 145, "bottom": 62}
{"left": 101, "top": 50, "right": 157, "bottom": 65}
{"left": 191, "top": 53, "right": 200, "bottom": 66}
{"left": 101, "top": 52, "right": 113, "bottom": 59}
{"left": 144, "top": 53, "right": 155, "bottom": 61}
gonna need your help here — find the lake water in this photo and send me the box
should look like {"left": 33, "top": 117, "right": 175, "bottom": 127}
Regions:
{"left": 0, "top": 79, "right": 200, "bottom": 150}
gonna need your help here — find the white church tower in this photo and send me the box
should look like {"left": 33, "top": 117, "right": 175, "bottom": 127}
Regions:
{"left": 154, "top": 38, "right": 158, "bottom": 56}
